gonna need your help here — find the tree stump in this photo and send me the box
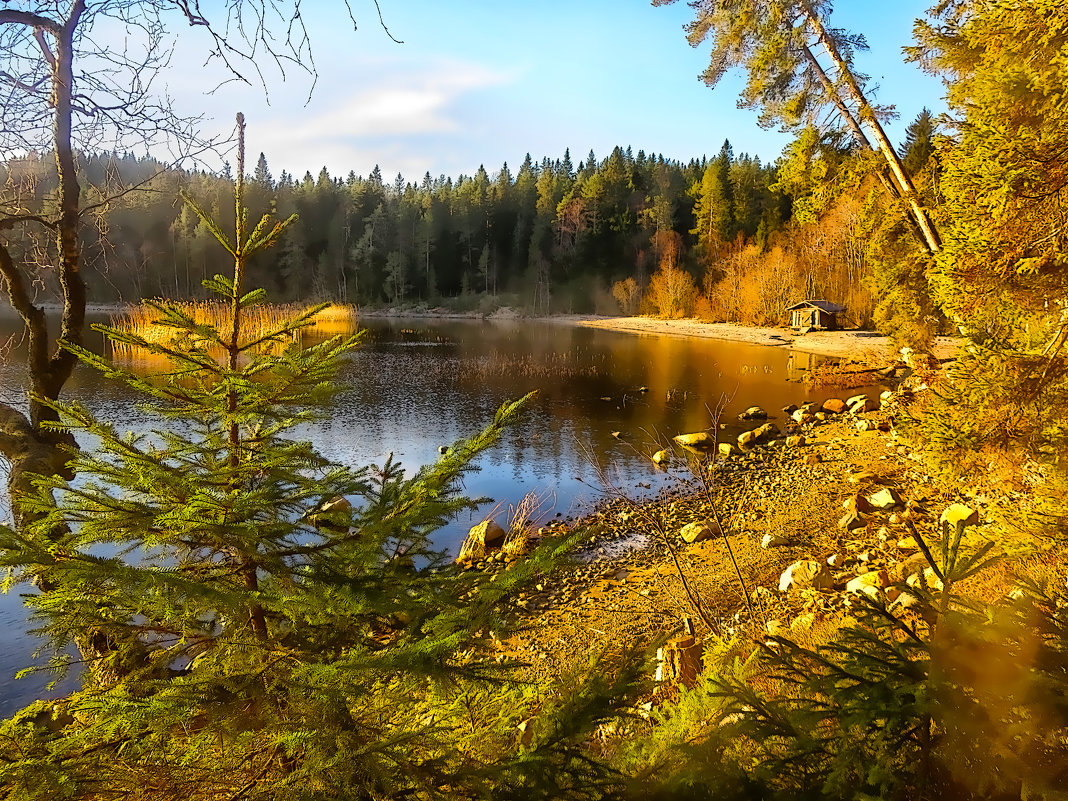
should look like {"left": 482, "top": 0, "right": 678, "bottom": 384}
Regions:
{"left": 655, "top": 635, "right": 703, "bottom": 688}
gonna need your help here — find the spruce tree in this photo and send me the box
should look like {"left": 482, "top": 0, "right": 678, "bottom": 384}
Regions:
{"left": 0, "top": 115, "right": 637, "bottom": 799}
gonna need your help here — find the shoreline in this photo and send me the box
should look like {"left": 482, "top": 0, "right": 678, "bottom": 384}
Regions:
{"left": 1, "top": 302, "right": 961, "bottom": 361}
{"left": 558, "top": 315, "right": 962, "bottom": 361}
{"left": 485, "top": 383, "right": 1036, "bottom": 685}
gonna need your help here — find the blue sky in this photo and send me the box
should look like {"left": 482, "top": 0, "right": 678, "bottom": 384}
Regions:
{"left": 168, "top": 0, "right": 946, "bottom": 182}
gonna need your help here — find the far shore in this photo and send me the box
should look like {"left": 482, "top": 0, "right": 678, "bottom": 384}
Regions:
{"left": 1, "top": 302, "right": 961, "bottom": 361}
{"left": 554, "top": 315, "right": 962, "bottom": 361}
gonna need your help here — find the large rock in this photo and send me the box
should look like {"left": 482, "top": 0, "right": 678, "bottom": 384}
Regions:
{"left": 457, "top": 519, "right": 507, "bottom": 562}
{"left": 779, "top": 560, "right": 834, "bottom": 593}
{"left": 718, "top": 442, "right": 736, "bottom": 458}
{"left": 792, "top": 408, "right": 815, "bottom": 425}
{"left": 821, "top": 398, "right": 847, "bottom": 414}
{"left": 651, "top": 449, "right": 671, "bottom": 466}
{"left": 738, "top": 406, "right": 768, "bottom": 421}
{"left": 680, "top": 520, "right": 719, "bottom": 544}
{"left": 673, "top": 432, "right": 716, "bottom": 451}
{"left": 737, "top": 429, "right": 759, "bottom": 448}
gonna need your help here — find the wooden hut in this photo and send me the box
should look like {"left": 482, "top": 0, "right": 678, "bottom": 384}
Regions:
{"left": 786, "top": 299, "right": 846, "bottom": 331}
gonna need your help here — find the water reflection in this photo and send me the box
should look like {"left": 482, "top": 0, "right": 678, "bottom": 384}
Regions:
{"left": 0, "top": 313, "right": 880, "bottom": 713}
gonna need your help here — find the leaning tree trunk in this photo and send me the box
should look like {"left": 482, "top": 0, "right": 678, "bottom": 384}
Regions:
{"left": 795, "top": 43, "right": 932, "bottom": 254}
{"left": 800, "top": 3, "right": 942, "bottom": 254}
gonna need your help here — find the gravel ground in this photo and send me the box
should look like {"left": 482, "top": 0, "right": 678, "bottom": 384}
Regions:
{"left": 468, "top": 385, "right": 1009, "bottom": 685}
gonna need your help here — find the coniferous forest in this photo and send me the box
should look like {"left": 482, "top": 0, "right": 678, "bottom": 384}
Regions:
{"left": 1, "top": 139, "right": 862, "bottom": 322}
{"left": 1, "top": 1, "right": 1068, "bottom": 800}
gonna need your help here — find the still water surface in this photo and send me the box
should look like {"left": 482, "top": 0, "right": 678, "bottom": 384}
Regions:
{"left": 0, "top": 314, "right": 865, "bottom": 713}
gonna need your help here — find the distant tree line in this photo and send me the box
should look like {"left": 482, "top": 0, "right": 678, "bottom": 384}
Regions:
{"left": 1, "top": 135, "right": 897, "bottom": 320}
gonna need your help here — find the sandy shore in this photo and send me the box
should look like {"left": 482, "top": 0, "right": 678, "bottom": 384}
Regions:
{"left": 552, "top": 315, "right": 961, "bottom": 361}
{"left": 1, "top": 302, "right": 960, "bottom": 361}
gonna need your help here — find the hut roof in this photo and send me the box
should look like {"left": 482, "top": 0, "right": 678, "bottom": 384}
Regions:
{"left": 785, "top": 299, "right": 846, "bottom": 314}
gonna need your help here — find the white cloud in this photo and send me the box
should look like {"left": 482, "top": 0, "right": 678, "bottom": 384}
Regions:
{"left": 239, "top": 60, "right": 511, "bottom": 176}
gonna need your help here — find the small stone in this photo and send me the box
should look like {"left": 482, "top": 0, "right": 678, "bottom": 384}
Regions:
{"left": 846, "top": 571, "right": 884, "bottom": 600}
{"left": 782, "top": 404, "right": 799, "bottom": 415}
{"left": 815, "top": 411, "right": 828, "bottom": 421}
{"left": 785, "top": 434, "right": 806, "bottom": 448}
{"left": 651, "top": 449, "right": 671, "bottom": 466}
{"left": 737, "top": 429, "right": 759, "bottom": 448}
{"left": 674, "top": 432, "right": 716, "bottom": 451}
{"left": 517, "top": 718, "right": 535, "bottom": 747}
{"left": 755, "top": 422, "right": 780, "bottom": 441}
{"left": 680, "top": 521, "right": 719, "bottom": 544}
{"left": 438, "top": 445, "right": 449, "bottom": 454}
{"left": 889, "top": 513, "right": 903, "bottom": 525}
{"left": 821, "top": 398, "right": 847, "bottom": 414}
{"left": 895, "top": 552, "right": 929, "bottom": 582}
{"left": 897, "top": 536, "right": 920, "bottom": 552}
{"left": 844, "top": 493, "right": 874, "bottom": 514}
{"left": 718, "top": 442, "right": 736, "bottom": 458}
{"left": 856, "top": 419, "right": 876, "bottom": 432}
{"left": 940, "top": 503, "right": 979, "bottom": 528}
{"left": 839, "top": 511, "right": 867, "bottom": 531}
{"left": 611, "top": 431, "right": 623, "bottom": 439}
{"left": 457, "top": 519, "right": 507, "bottom": 562}
{"left": 738, "top": 406, "right": 768, "bottom": 420}
{"left": 779, "top": 560, "right": 834, "bottom": 593}
{"left": 907, "top": 567, "right": 944, "bottom": 593}
{"left": 867, "top": 487, "right": 903, "bottom": 511}
{"left": 805, "top": 453, "right": 822, "bottom": 465}
{"left": 846, "top": 393, "right": 869, "bottom": 411}
{"left": 761, "top": 533, "right": 792, "bottom": 549}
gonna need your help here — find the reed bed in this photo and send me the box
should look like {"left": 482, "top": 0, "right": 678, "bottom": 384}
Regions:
{"left": 109, "top": 301, "right": 359, "bottom": 361}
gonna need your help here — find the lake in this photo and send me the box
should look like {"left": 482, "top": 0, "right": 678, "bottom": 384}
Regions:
{"left": 0, "top": 312, "right": 863, "bottom": 714}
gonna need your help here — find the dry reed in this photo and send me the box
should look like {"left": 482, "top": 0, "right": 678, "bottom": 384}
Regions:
{"left": 501, "top": 489, "right": 557, "bottom": 558}
{"left": 109, "top": 301, "right": 358, "bottom": 361}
